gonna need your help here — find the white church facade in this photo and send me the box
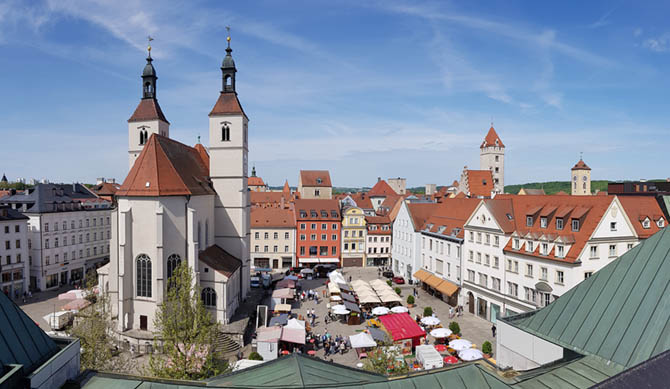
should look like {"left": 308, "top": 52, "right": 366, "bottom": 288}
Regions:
{"left": 100, "top": 38, "right": 250, "bottom": 336}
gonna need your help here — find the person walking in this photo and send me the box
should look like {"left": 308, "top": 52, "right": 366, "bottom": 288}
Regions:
{"left": 491, "top": 324, "right": 497, "bottom": 338}
{"left": 339, "top": 341, "right": 346, "bottom": 355}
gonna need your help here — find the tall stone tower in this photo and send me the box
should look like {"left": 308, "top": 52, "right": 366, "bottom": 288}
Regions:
{"left": 480, "top": 126, "right": 505, "bottom": 193}
{"left": 127, "top": 44, "right": 169, "bottom": 170}
{"left": 571, "top": 158, "right": 591, "bottom": 196}
{"left": 208, "top": 34, "right": 251, "bottom": 299}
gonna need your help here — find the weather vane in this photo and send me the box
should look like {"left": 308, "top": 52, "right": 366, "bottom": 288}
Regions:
{"left": 226, "top": 26, "right": 231, "bottom": 46}
{"left": 147, "top": 35, "right": 154, "bottom": 54}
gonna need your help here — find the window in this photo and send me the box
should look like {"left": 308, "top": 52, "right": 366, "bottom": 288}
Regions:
{"left": 572, "top": 219, "right": 580, "bottom": 232}
{"left": 264, "top": 245, "right": 268, "bottom": 252}
{"left": 71, "top": 221, "right": 75, "bottom": 229}
{"left": 309, "top": 246, "right": 317, "bottom": 255}
{"left": 540, "top": 217, "right": 547, "bottom": 228}
{"left": 201, "top": 287, "right": 216, "bottom": 307}
{"left": 584, "top": 272, "right": 593, "bottom": 279}
{"left": 508, "top": 282, "right": 518, "bottom": 297}
{"left": 331, "top": 246, "right": 337, "bottom": 255}
{"left": 556, "top": 218, "right": 564, "bottom": 230}
{"left": 476, "top": 232, "right": 482, "bottom": 243}
{"left": 331, "top": 234, "right": 337, "bottom": 240}
{"left": 315, "top": 189, "right": 320, "bottom": 196}
{"left": 609, "top": 244, "right": 617, "bottom": 257}
{"left": 45, "top": 239, "right": 49, "bottom": 249}
{"left": 14, "top": 225, "right": 19, "bottom": 233}
{"left": 44, "top": 223, "right": 49, "bottom": 232}
{"left": 467, "top": 270, "right": 475, "bottom": 282}
{"left": 493, "top": 256, "right": 499, "bottom": 268}
{"left": 321, "top": 234, "right": 326, "bottom": 240}
{"left": 332, "top": 224, "right": 338, "bottom": 230}
{"left": 476, "top": 252, "right": 481, "bottom": 264}
{"left": 590, "top": 245, "right": 598, "bottom": 258}
{"left": 86, "top": 219, "right": 90, "bottom": 227}
{"left": 311, "top": 223, "right": 317, "bottom": 229}
{"left": 526, "top": 216, "right": 533, "bottom": 226}
{"left": 221, "top": 124, "right": 230, "bottom": 141}
{"left": 556, "top": 270, "right": 564, "bottom": 284}
{"left": 479, "top": 273, "right": 487, "bottom": 287}
{"left": 167, "top": 254, "right": 182, "bottom": 280}
{"left": 527, "top": 241, "right": 534, "bottom": 252}
{"left": 285, "top": 232, "right": 290, "bottom": 239}
{"left": 491, "top": 277, "right": 500, "bottom": 291}
{"left": 285, "top": 245, "right": 289, "bottom": 252}
{"left": 4, "top": 241, "right": 9, "bottom": 250}
{"left": 254, "top": 245, "right": 259, "bottom": 252}
{"left": 540, "top": 267, "right": 548, "bottom": 280}
{"left": 136, "top": 254, "right": 152, "bottom": 297}
{"left": 469, "top": 231, "right": 474, "bottom": 242}
{"left": 525, "top": 287, "right": 537, "bottom": 303}
{"left": 300, "top": 234, "right": 305, "bottom": 241}
{"left": 484, "top": 254, "right": 490, "bottom": 266}
{"left": 627, "top": 243, "right": 634, "bottom": 250}
{"left": 254, "top": 232, "right": 259, "bottom": 239}
{"left": 319, "top": 246, "right": 328, "bottom": 256}
{"left": 321, "top": 223, "right": 327, "bottom": 230}
{"left": 3, "top": 226, "right": 7, "bottom": 234}
{"left": 514, "top": 238, "right": 520, "bottom": 249}
{"left": 344, "top": 243, "right": 349, "bottom": 250}
{"left": 344, "top": 231, "right": 349, "bottom": 238}
{"left": 610, "top": 222, "right": 617, "bottom": 231}
{"left": 658, "top": 219, "right": 665, "bottom": 228}
{"left": 300, "top": 246, "right": 305, "bottom": 255}
{"left": 494, "top": 236, "right": 499, "bottom": 247}
{"left": 264, "top": 232, "right": 269, "bottom": 239}
{"left": 468, "top": 250, "right": 473, "bottom": 262}
{"left": 46, "top": 256, "right": 50, "bottom": 265}
{"left": 556, "top": 245, "right": 564, "bottom": 258}
{"left": 300, "top": 223, "right": 306, "bottom": 230}
{"left": 541, "top": 243, "right": 548, "bottom": 255}
{"left": 485, "top": 234, "right": 490, "bottom": 245}
{"left": 526, "top": 264, "right": 533, "bottom": 277}
{"left": 273, "top": 245, "right": 278, "bottom": 253}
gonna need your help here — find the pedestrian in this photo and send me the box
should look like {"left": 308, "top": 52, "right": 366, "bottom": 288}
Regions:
{"left": 349, "top": 275, "right": 352, "bottom": 282}
{"left": 237, "top": 349, "right": 243, "bottom": 360}
{"left": 449, "top": 306, "right": 454, "bottom": 318}
{"left": 413, "top": 287, "right": 417, "bottom": 297}
{"left": 340, "top": 341, "right": 346, "bottom": 355}
{"left": 492, "top": 324, "right": 497, "bottom": 338}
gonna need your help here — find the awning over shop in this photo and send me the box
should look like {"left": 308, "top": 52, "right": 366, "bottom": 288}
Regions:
{"left": 272, "top": 288, "right": 294, "bottom": 299}
{"left": 274, "top": 304, "right": 292, "bottom": 312}
{"left": 337, "top": 283, "right": 353, "bottom": 292}
{"left": 299, "top": 258, "right": 320, "bottom": 263}
{"left": 340, "top": 293, "right": 357, "bottom": 303}
{"left": 328, "top": 282, "right": 341, "bottom": 295}
{"left": 280, "top": 327, "right": 306, "bottom": 345}
{"left": 319, "top": 258, "right": 340, "bottom": 263}
{"left": 413, "top": 269, "right": 431, "bottom": 282}
{"left": 343, "top": 301, "right": 361, "bottom": 313}
{"left": 434, "top": 279, "right": 459, "bottom": 297}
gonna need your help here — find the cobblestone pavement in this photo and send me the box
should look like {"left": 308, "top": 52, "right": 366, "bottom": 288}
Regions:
{"left": 18, "top": 285, "right": 76, "bottom": 330}
{"left": 256, "top": 266, "right": 496, "bottom": 369}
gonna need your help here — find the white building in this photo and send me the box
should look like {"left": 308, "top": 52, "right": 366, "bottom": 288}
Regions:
{"left": 103, "top": 39, "right": 250, "bottom": 336}
{"left": 0, "top": 206, "right": 29, "bottom": 298}
{"left": 251, "top": 207, "right": 296, "bottom": 271}
{"left": 0, "top": 184, "right": 112, "bottom": 291}
{"left": 365, "top": 215, "right": 392, "bottom": 267}
{"left": 391, "top": 201, "right": 437, "bottom": 281}
{"left": 461, "top": 194, "right": 664, "bottom": 323}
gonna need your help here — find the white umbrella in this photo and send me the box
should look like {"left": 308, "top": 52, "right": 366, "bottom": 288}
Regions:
{"left": 449, "top": 339, "right": 473, "bottom": 351}
{"left": 391, "top": 306, "right": 409, "bottom": 314}
{"left": 458, "top": 348, "right": 484, "bottom": 361}
{"left": 330, "top": 295, "right": 342, "bottom": 301}
{"left": 430, "top": 328, "right": 452, "bottom": 338}
{"left": 372, "top": 306, "right": 391, "bottom": 316}
{"left": 421, "top": 316, "right": 441, "bottom": 326}
{"left": 331, "top": 304, "right": 347, "bottom": 311}
{"left": 333, "top": 308, "right": 350, "bottom": 315}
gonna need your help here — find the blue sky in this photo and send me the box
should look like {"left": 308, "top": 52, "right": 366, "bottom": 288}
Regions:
{"left": 1, "top": 0, "right": 669, "bottom": 188}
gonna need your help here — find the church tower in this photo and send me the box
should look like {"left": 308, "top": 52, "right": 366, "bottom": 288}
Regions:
{"left": 127, "top": 43, "right": 170, "bottom": 169}
{"left": 208, "top": 33, "right": 251, "bottom": 299}
{"left": 571, "top": 158, "right": 591, "bottom": 196}
{"left": 480, "top": 126, "right": 505, "bottom": 193}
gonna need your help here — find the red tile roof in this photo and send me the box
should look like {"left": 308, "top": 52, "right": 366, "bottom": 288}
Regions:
{"left": 251, "top": 208, "right": 296, "bottom": 228}
{"left": 248, "top": 176, "right": 265, "bottom": 187}
{"left": 294, "top": 199, "right": 340, "bottom": 221}
{"left": 481, "top": 126, "right": 504, "bottom": 148}
{"left": 92, "top": 182, "right": 120, "bottom": 196}
{"left": 250, "top": 191, "right": 290, "bottom": 205}
{"left": 419, "top": 198, "right": 480, "bottom": 239}
{"left": 571, "top": 159, "right": 591, "bottom": 171}
{"left": 368, "top": 180, "right": 397, "bottom": 196}
{"left": 194, "top": 143, "right": 209, "bottom": 170}
{"left": 283, "top": 180, "right": 290, "bottom": 194}
{"left": 618, "top": 196, "right": 665, "bottom": 238}
{"left": 407, "top": 203, "right": 441, "bottom": 231}
{"left": 365, "top": 215, "right": 392, "bottom": 235}
{"left": 465, "top": 170, "right": 494, "bottom": 198}
{"left": 350, "top": 193, "right": 373, "bottom": 210}
{"left": 117, "top": 134, "right": 214, "bottom": 197}
{"left": 209, "top": 92, "right": 246, "bottom": 118}
{"left": 300, "top": 170, "right": 332, "bottom": 187}
{"left": 128, "top": 98, "right": 169, "bottom": 123}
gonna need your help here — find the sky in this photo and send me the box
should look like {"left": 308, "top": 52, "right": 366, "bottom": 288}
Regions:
{"left": 1, "top": 0, "right": 670, "bottom": 188}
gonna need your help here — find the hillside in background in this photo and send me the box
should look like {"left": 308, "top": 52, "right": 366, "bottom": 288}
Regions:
{"left": 505, "top": 181, "right": 610, "bottom": 195}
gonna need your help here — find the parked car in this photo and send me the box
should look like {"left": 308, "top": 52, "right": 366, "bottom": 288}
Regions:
{"left": 250, "top": 276, "right": 261, "bottom": 288}
{"left": 382, "top": 270, "right": 394, "bottom": 278}
{"left": 314, "top": 264, "right": 337, "bottom": 278}
{"left": 392, "top": 276, "right": 405, "bottom": 285}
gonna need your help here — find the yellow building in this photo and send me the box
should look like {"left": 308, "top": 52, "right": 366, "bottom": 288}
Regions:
{"left": 341, "top": 206, "right": 366, "bottom": 267}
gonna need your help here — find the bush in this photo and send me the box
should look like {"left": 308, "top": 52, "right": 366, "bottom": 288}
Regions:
{"left": 406, "top": 295, "right": 415, "bottom": 305}
{"left": 248, "top": 352, "right": 263, "bottom": 361}
{"left": 449, "top": 321, "right": 461, "bottom": 335}
{"left": 423, "top": 306, "right": 433, "bottom": 317}
{"left": 482, "top": 341, "right": 492, "bottom": 355}
{"left": 387, "top": 280, "right": 392, "bottom": 287}
{"left": 395, "top": 287, "right": 402, "bottom": 295}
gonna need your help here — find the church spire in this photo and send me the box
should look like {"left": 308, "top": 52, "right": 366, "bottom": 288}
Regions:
{"left": 221, "top": 27, "right": 237, "bottom": 93}
{"left": 142, "top": 37, "right": 157, "bottom": 99}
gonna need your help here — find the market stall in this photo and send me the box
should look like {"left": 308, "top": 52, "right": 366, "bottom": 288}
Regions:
{"left": 378, "top": 313, "right": 426, "bottom": 353}
{"left": 256, "top": 326, "right": 282, "bottom": 361}
{"left": 416, "top": 345, "right": 444, "bottom": 369}
{"left": 349, "top": 332, "right": 377, "bottom": 359}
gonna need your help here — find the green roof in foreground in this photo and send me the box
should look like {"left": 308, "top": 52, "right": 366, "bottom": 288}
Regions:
{"left": 505, "top": 226, "right": 670, "bottom": 369}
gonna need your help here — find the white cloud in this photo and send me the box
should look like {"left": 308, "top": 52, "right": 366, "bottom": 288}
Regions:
{"left": 643, "top": 33, "right": 670, "bottom": 52}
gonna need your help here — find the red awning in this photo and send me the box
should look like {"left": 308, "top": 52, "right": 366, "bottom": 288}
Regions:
{"left": 280, "top": 327, "right": 306, "bottom": 345}
{"left": 378, "top": 313, "right": 426, "bottom": 342}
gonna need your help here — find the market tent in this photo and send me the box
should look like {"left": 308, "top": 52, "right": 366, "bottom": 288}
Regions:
{"left": 421, "top": 316, "right": 441, "bottom": 326}
{"left": 331, "top": 304, "right": 347, "bottom": 311}
{"left": 367, "top": 327, "right": 389, "bottom": 343}
{"left": 272, "top": 288, "right": 294, "bottom": 299}
{"left": 274, "top": 304, "right": 291, "bottom": 312}
{"left": 449, "top": 339, "right": 473, "bottom": 351}
{"left": 340, "top": 293, "right": 357, "bottom": 303}
{"left": 430, "top": 328, "right": 453, "bottom": 338}
{"left": 350, "top": 280, "right": 369, "bottom": 288}
{"left": 276, "top": 279, "right": 296, "bottom": 289}
{"left": 62, "top": 298, "right": 91, "bottom": 311}
{"left": 269, "top": 314, "right": 289, "bottom": 327}
{"left": 280, "top": 327, "right": 306, "bottom": 345}
{"left": 328, "top": 270, "right": 347, "bottom": 285}
{"left": 337, "top": 283, "right": 353, "bottom": 293}
{"left": 328, "top": 282, "right": 341, "bottom": 295}
{"left": 58, "top": 289, "right": 87, "bottom": 300}
{"left": 391, "top": 306, "right": 409, "bottom": 314}
{"left": 256, "top": 326, "right": 282, "bottom": 342}
{"left": 372, "top": 306, "right": 390, "bottom": 316}
{"left": 378, "top": 293, "right": 402, "bottom": 303}
{"left": 459, "top": 348, "right": 484, "bottom": 361}
{"left": 330, "top": 295, "right": 342, "bottom": 302}
{"left": 343, "top": 301, "right": 361, "bottom": 313}
{"left": 333, "top": 308, "right": 350, "bottom": 315}
{"left": 378, "top": 313, "right": 426, "bottom": 346}
{"left": 286, "top": 318, "right": 305, "bottom": 329}
{"left": 358, "top": 294, "right": 381, "bottom": 304}
{"left": 356, "top": 289, "right": 378, "bottom": 298}
{"left": 349, "top": 332, "right": 377, "bottom": 349}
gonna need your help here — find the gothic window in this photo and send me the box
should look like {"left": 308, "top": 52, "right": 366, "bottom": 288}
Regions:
{"left": 136, "top": 254, "right": 152, "bottom": 297}
{"left": 167, "top": 254, "right": 182, "bottom": 281}
{"left": 139, "top": 128, "right": 148, "bottom": 145}
{"left": 222, "top": 125, "right": 230, "bottom": 141}
{"left": 201, "top": 287, "right": 216, "bottom": 307}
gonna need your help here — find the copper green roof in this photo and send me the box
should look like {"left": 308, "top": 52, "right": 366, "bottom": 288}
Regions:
{"left": 505, "top": 227, "right": 670, "bottom": 369}
{"left": 0, "top": 289, "right": 60, "bottom": 374}
{"left": 510, "top": 355, "right": 624, "bottom": 389}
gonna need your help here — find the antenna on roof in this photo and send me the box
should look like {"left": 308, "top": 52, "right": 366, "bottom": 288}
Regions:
{"left": 580, "top": 151, "right": 583, "bottom": 160}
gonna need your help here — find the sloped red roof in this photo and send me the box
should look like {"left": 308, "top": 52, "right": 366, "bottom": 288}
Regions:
{"left": 117, "top": 134, "right": 214, "bottom": 197}
{"left": 378, "top": 313, "right": 425, "bottom": 341}
{"left": 294, "top": 199, "right": 340, "bottom": 221}
{"left": 419, "top": 198, "right": 480, "bottom": 239}
{"left": 350, "top": 193, "right": 373, "bottom": 210}
{"left": 572, "top": 159, "right": 591, "bottom": 171}
{"left": 250, "top": 191, "right": 291, "bottom": 205}
{"left": 300, "top": 170, "right": 332, "bottom": 187}
{"left": 128, "top": 98, "right": 169, "bottom": 123}
{"left": 466, "top": 170, "right": 494, "bottom": 197}
{"left": 198, "top": 244, "right": 241, "bottom": 278}
{"left": 451, "top": 180, "right": 460, "bottom": 188}
{"left": 407, "top": 203, "right": 441, "bottom": 231}
{"left": 194, "top": 143, "right": 209, "bottom": 170}
{"left": 283, "top": 180, "right": 290, "bottom": 193}
{"left": 618, "top": 196, "right": 665, "bottom": 238}
{"left": 251, "top": 208, "right": 296, "bottom": 228}
{"left": 368, "top": 180, "right": 397, "bottom": 196}
{"left": 248, "top": 176, "right": 265, "bottom": 187}
{"left": 209, "top": 92, "right": 246, "bottom": 117}
{"left": 92, "top": 182, "right": 120, "bottom": 196}
{"left": 481, "top": 126, "right": 504, "bottom": 148}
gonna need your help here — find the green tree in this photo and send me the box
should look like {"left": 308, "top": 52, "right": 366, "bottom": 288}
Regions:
{"left": 363, "top": 341, "right": 409, "bottom": 376}
{"left": 248, "top": 351, "right": 263, "bottom": 361}
{"left": 448, "top": 321, "right": 461, "bottom": 335}
{"left": 482, "top": 341, "right": 492, "bottom": 355}
{"left": 394, "top": 287, "right": 401, "bottom": 295}
{"left": 148, "top": 262, "right": 227, "bottom": 380}
{"left": 406, "top": 295, "right": 414, "bottom": 305}
{"left": 423, "top": 306, "right": 433, "bottom": 317}
{"left": 70, "top": 273, "right": 134, "bottom": 372}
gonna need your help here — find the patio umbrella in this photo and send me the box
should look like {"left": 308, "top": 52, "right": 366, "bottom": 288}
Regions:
{"left": 444, "top": 355, "right": 459, "bottom": 364}
{"left": 331, "top": 304, "right": 347, "bottom": 311}
{"left": 333, "top": 308, "right": 350, "bottom": 315}
{"left": 430, "top": 328, "right": 452, "bottom": 338}
{"left": 458, "top": 348, "right": 484, "bottom": 361}
{"left": 420, "top": 316, "right": 441, "bottom": 326}
{"left": 391, "top": 306, "right": 409, "bottom": 314}
{"left": 372, "top": 306, "right": 390, "bottom": 316}
{"left": 449, "top": 339, "right": 473, "bottom": 351}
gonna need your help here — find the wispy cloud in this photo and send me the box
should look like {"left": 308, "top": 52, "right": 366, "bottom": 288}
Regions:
{"left": 643, "top": 33, "right": 670, "bottom": 52}
{"left": 588, "top": 6, "right": 617, "bottom": 29}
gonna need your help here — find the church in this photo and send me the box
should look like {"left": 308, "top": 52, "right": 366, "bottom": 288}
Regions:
{"left": 99, "top": 36, "right": 250, "bottom": 337}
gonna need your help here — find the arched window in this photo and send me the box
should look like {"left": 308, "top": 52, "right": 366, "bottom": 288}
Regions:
{"left": 166, "top": 254, "right": 182, "bottom": 280}
{"left": 136, "top": 254, "right": 152, "bottom": 297}
{"left": 225, "top": 75, "right": 231, "bottom": 86}
{"left": 201, "top": 287, "right": 216, "bottom": 307}
{"left": 222, "top": 125, "right": 230, "bottom": 141}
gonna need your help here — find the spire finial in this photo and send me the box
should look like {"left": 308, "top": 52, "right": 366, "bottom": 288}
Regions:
{"left": 197, "top": 134, "right": 201, "bottom": 144}
{"left": 580, "top": 151, "right": 583, "bottom": 161}
{"left": 226, "top": 26, "right": 231, "bottom": 49}
{"left": 147, "top": 35, "right": 154, "bottom": 58}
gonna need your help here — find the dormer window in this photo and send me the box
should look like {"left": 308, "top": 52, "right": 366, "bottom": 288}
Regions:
{"left": 514, "top": 238, "right": 520, "bottom": 249}
{"left": 316, "top": 178, "right": 322, "bottom": 184}
{"left": 320, "top": 210, "right": 328, "bottom": 218}
{"left": 658, "top": 218, "right": 665, "bottom": 228}
{"left": 527, "top": 241, "right": 534, "bottom": 252}
{"left": 642, "top": 218, "right": 651, "bottom": 229}
{"left": 556, "top": 218, "right": 564, "bottom": 230}
{"left": 526, "top": 216, "right": 533, "bottom": 227}
{"left": 540, "top": 217, "right": 547, "bottom": 228}
{"left": 572, "top": 219, "right": 580, "bottom": 232}
{"left": 556, "top": 245, "right": 565, "bottom": 258}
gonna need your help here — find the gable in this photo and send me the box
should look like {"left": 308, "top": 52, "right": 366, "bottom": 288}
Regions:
{"left": 591, "top": 198, "right": 636, "bottom": 240}
{"left": 465, "top": 201, "right": 503, "bottom": 232}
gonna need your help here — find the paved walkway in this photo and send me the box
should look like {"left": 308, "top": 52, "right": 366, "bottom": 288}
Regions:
{"left": 19, "top": 285, "right": 76, "bottom": 330}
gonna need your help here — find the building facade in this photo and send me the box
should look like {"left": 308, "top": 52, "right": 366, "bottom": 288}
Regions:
{"left": 0, "top": 206, "right": 29, "bottom": 298}
{"left": 251, "top": 208, "right": 296, "bottom": 271}
{"left": 298, "top": 170, "right": 332, "bottom": 199}
{"left": 0, "top": 184, "right": 112, "bottom": 291}
{"left": 391, "top": 201, "right": 436, "bottom": 281}
{"left": 365, "top": 215, "right": 391, "bottom": 267}
{"left": 479, "top": 126, "right": 505, "bottom": 193}
{"left": 341, "top": 207, "right": 366, "bottom": 267}
{"left": 294, "top": 199, "right": 340, "bottom": 266}
{"left": 571, "top": 158, "right": 591, "bottom": 196}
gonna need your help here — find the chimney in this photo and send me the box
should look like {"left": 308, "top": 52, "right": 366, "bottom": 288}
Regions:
{"left": 377, "top": 177, "right": 381, "bottom": 182}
